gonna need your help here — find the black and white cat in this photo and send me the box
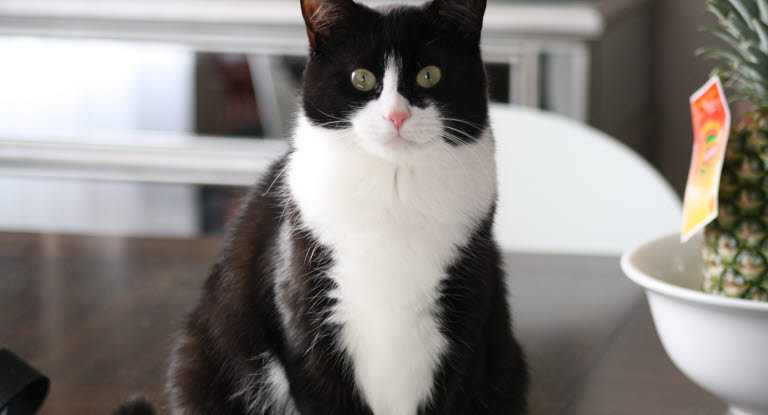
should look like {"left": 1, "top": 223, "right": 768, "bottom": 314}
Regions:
{"left": 159, "top": 0, "right": 529, "bottom": 414}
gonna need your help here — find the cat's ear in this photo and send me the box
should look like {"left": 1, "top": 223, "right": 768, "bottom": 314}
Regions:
{"left": 300, "top": 0, "right": 359, "bottom": 50}
{"left": 426, "top": 0, "right": 487, "bottom": 42}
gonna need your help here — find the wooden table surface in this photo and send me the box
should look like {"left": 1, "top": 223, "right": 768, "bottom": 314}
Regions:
{"left": 0, "top": 232, "right": 726, "bottom": 414}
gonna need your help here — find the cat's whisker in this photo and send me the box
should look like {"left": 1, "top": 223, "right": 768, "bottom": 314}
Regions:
{"left": 440, "top": 132, "right": 467, "bottom": 146}
{"left": 311, "top": 104, "right": 348, "bottom": 122}
{"left": 262, "top": 162, "right": 290, "bottom": 197}
{"left": 424, "top": 36, "right": 441, "bottom": 47}
{"left": 438, "top": 117, "right": 485, "bottom": 130}
{"left": 431, "top": 136, "right": 471, "bottom": 178}
{"left": 440, "top": 126, "right": 486, "bottom": 161}
{"left": 306, "top": 241, "right": 324, "bottom": 266}
{"left": 314, "top": 122, "right": 348, "bottom": 129}
{"left": 278, "top": 192, "right": 296, "bottom": 222}
{"left": 442, "top": 125, "right": 479, "bottom": 142}
{"left": 440, "top": 132, "right": 485, "bottom": 167}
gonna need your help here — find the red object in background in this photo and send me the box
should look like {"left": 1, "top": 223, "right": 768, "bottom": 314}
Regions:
{"left": 195, "top": 53, "right": 263, "bottom": 137}
{"left": 195, "top": 53, "right": 259, "bottom": 235}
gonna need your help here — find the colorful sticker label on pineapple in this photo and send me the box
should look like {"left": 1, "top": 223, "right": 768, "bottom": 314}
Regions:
{"left": 682, "top": 76, "right": 731, "bottom": 242}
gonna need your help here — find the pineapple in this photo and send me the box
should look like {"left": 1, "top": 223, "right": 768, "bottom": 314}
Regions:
{"left": 699, "top": 0, "right": 768, "bottom": 301}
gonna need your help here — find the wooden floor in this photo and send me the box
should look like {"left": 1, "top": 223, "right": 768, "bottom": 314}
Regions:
{"left": 0, "top": 232, "right": 221, "bottom": 414}
{"left": 0, "top": 232, "right": 726, "bottom": 414}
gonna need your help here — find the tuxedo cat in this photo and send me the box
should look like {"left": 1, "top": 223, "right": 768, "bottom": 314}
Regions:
{"left": 158, "top": 0, "right": 529, "bottom": 414}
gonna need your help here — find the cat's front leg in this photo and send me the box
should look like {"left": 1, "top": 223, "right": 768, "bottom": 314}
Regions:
{"left": 167, "top": 335, "right": 251, "bottom": 415}
{"left": 469, "top": 289, "right": 529, "bottom": 415}
{"left": 278, "top": 345, "right": 373, "bottom": 415}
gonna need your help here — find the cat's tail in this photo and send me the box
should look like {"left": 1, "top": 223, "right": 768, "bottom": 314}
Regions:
{"left": 112, "top": 395, "right": 156, "bottom": 415}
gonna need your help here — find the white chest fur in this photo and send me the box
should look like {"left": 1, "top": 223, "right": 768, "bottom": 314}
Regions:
{"left": 287, "top": 116, "right": 497, "bottom": 414}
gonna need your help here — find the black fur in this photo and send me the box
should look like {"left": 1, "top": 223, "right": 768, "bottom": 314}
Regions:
{"left": 301, "top": 0, "right": 488, "bottom": 144}
{"left": 170, "top": 160, "right": 528, "bottom": 414}
{"left": 165, "top": 0, "right": 528, "bottom": 414}
{"left": 170, "top": 159, "right": 375, "bottom": 414}
{"left": 112, "top": 396, "right": 156, "bottom": 415}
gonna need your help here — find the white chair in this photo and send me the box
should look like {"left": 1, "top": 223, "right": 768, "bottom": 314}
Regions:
{"left": 491, "top": 104, "right": 681, "bottom": 255}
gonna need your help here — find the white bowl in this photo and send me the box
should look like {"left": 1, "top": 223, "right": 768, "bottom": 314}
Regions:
{"left": 621, "top": 234, "right": 768, "bottom": 415}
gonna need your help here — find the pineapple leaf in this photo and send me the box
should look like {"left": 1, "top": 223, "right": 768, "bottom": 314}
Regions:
{"left": 730, "top": 0, "right": 759, "bottom": 30}
{"left": 708, "top": 0, "right": 736, "bottom": 26}
{"left": 704, "top": 0, "right": 768, "bottom": 106}
{"left": 747, "top": 78, "right": 768, "bottom": 92}
{"left": 697, "top": 45, "right": 743, "bottom": 63}
{"left": 729, "top": 13, "right": 759, "bottom": 41}
{"left": 697, "top": 46, "right": 752, "bottom": 74}
{"left": 742, "top": 61, "right": 768, "bottom": 83}
{"left": 741, "top": 43, "right": 760, "bottom": 62}
{"left": 752, "top": 18, "right": 768, "bottom": 51}
{"left": 709, "top": 0, "right": 749, "bottom": 27}
{"left": 713, "top": 66, "right": 768, "bottom": 102}
{"left": 758, "top": 0, "right": 768, "bottom": 22}
{"left": 746, "top": 45, "right": 768, "bottom": 67}
{"left": 707, "top": 0, "right": 733, "bottom": 20}
{"left": 736, "top": 79, "right": 768, "bottom": 102}
{"left": 703, "top": 26, "right": 747, "bottom": 51}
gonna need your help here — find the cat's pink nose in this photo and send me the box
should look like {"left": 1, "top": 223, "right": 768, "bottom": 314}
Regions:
{"left": 386, "top": 111, "right": 411, "bottom": 131}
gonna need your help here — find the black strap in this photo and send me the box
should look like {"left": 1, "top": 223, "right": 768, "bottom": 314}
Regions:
{"left": 0, "top": 349, "right": 49, "bottom": 415}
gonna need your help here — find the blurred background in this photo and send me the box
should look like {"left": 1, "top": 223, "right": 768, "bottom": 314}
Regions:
{"left": 0, "top": 0, "right": 712, "bottom": 237}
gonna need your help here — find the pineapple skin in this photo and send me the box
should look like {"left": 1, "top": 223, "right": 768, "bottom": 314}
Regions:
{"left": 702, "top": 115, "right": 768, "bottom": 302}
{"left": 697, "top": 0, "right": 768, "bottom": 302}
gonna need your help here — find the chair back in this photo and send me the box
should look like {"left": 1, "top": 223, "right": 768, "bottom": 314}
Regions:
{"left": 490, "top": 104, "right": 681, "bottom": 255}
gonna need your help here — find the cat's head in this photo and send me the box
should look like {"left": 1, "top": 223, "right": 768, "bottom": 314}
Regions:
{"left": 299, "top": 0, "right": 489, "bottom": 162}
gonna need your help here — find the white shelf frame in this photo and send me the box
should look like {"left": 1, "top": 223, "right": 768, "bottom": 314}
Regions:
{"left": 0, "top": 0, "right": 644, "bottom": 185}
{"left": 0, "top": 1, "right": 609, "bottom": 52}
{"left": 0, "top": 134, "right": 289, "bottom": 186}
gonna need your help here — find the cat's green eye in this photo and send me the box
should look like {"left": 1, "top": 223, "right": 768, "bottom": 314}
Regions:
{"left": 416, "top": 66, "right": 442, "bottom": 88}
{"left": 350, "top": 69, "right": 377, "bottom": 92}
